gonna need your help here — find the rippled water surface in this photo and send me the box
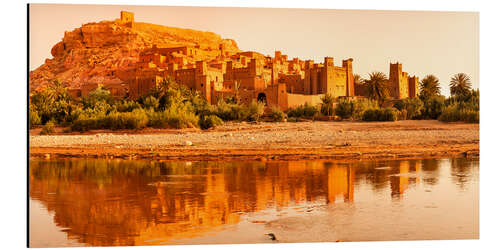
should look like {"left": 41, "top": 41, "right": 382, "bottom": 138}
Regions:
{"left": 29, "top": 158, "right": 479, "bottom": 247}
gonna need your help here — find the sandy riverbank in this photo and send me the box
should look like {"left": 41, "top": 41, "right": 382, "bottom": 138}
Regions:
{"left": 29, "top": 120, "right": 479, "bottom": 161}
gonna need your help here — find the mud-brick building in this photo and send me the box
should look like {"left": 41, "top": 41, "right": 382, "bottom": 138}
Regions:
{"left": 174, "top": 61, "right": 224, "bottom": 103}
{"left": 388, "top": 63, "right": 419, "bottom": 99}
{"left": 224, "top": 59, "right": 267, "bottom": 91}
{"left": 303, "top": 57, "right": 355, "bottom": 97}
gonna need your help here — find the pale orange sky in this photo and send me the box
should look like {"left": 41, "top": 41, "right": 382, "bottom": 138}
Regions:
{"left": 29, "top": 4, "right": 479, "bottom": 96}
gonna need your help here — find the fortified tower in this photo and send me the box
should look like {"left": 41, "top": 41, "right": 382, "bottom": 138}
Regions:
{"left": 303, "top": 60, "right": 314, "bottom": 94}
{"left": 389, "top": 62, "right": 409, "bottom": 99}
{"left": 195, "top": 61, "right": 207, "bottom": 75}
{"left": 322, "top": 57, "right": 335, "bottom": 94}
{"left": 120, "top": 11, "right": 135, "bottom": 28}
{"left": 408, "top": 76, "right": 419, "bottom": 98}
{"left": 342, "top": 58, "right": 354, "bottom": 97}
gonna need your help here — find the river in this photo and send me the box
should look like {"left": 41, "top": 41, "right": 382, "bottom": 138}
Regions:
{"left": 29, "top": 157, "right": 479, "bottom": 247}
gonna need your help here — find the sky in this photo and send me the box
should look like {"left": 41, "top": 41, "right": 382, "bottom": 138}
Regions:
{"left": 29, "top": 4, "right": 479, "bottom": 96}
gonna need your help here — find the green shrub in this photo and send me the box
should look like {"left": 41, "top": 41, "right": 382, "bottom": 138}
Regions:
{"left": 82, "top": 86, "right": 115, "bottom": 110}
{"left": 396, "top": 109, "right": 408, "bottom": 121}
{"left": 70, "top": 114, "right": 98, "bottom": 132}
{"left": 335, "top": 98, "right": 378, "bottom": 120}
{"left": 147, "top": 108, "right": 199, "bottom": 129}
{"left": 71, "top": 109, "right": 149, "bottom": 131}
{"left": 199, "top": 115, "right": 223, "bottom": 130}
{"left": 381, "top": 108, "right": 397, "bottom": 121}
{"left": 362, "top": 108, "right": 397, "bottom": 122}
{"left": 213, "top": 100, "right": 246, "bottom": 121}
{"left": 446, "top": 89, "right": 479, "bottom": 110}
{"left": 105, "top": 109, "right": 149, "bottom": 130}
{"left": 30, "top": 80, "right": 75, "bottom": 124}
{"left": 438, "top": 104, "right": 479, "bottom": 123}
{"left": 142, "top": 96, "right": 159, "bottom": 110}
{"left": 29, "top": 109, "right": 41, "bottom": 129}
{"left": 287, "top": 102, "right": 319, "bottom": 118}
{"left": 40, "top": 121, "right": 55, "bottom": 135}
{"left": 246, "top": 100, "right": 265, "bottom": 121}
{"left": 116, "top": 100, "right": 141, "bottom": 112}
{"left": 394, "top": 98, "right": 424, "bottom": 119}
{"left": 421, "top": 96, "right": 445, "bottom": 119}
{"left": 269, "top": 106, "right": 286, "bottom": 122}
{"left": 362, "top": 109, "right": 378, "bottom": 122}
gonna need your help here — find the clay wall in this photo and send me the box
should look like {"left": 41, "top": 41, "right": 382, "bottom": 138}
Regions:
{"left": 400, "top": 72, "right": 409, "bottom": 99}
{"left": 81, "top": 83, "right": 99, "bottom": 97}
{"left": 175, "top": 68, "right": 197, "bottom": 90}
{"left": 105, "top": 83, "right": 128, "bottom": 98}
{"left": 279, "top": 73, "right": 303, "bottom": 94}
{"left": 286, "top": 93, "right": 324, "bottom": 109}
{"left": 330, "top": 68, "right": 348, "bottom": 97}
{"left": 128, "top": 75, "right": 164, "bottom": 99}
{"left": 408, "top": 76, "right": 419, "bottom": 98}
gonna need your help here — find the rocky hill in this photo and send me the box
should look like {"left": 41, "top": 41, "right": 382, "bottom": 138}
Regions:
{"left": 29, "top": 16, "right": 240, "bottom": 91}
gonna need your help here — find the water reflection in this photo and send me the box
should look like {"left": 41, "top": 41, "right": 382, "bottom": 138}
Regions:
{"left": 29, "top": 158, "right": 478, "bottom": 247}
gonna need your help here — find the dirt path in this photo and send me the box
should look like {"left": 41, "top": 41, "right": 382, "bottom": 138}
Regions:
{"left": 29, "top": 120, "right": 479, "bottom": 161}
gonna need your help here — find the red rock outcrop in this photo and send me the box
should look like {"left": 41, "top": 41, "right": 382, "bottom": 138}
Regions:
{"left": 30, "top": 16, "right": 240, "bottom": 92}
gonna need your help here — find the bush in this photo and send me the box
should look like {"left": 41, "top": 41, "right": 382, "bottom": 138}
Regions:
{"left": 71, "top": 109, "right": 149, "bottom": 131}
{"left": 269, "top": 106, "right": 286, "bottom": 122}
{"left": 396, "top": 109, "right": 408, "bottom": 121}
{"left": 320, "top": 93, "right": 335, "bottom": 116}
{"left": 438, "top": 104, "right": 479, "bottom": 123}
{"left": 335, "top": 98, "right": 378, "bottom": 120}
{"left": 199, "top": 115, "right": 223, "bottom": 130}
{"left": 246, "top": 100, "right": 265, "bottom": 121}
{"left": 116, "top": 100, "right": 141, "bottom": 112}
{"left": 446, "top": 89, "right": 479, "bottom": 109}
{"left": 421, "top": 96, "right": 445, "bottom": 119}
{"left": 105, "top": 109, "right": 149, "bottom": 130}
{"left": 82, "top": 86, "right": 115, "bottom": 110}
{"left": 30, "top": 80, "right": 75, "bottom": 124}
{"left": 394, "top": 98, "right": 424, "bottom": 120}
{"left": 213, "top": 100, "right": 246, "bottom": 121}
{"left": 147, "top": 108, "right": 199, "bottom": 129}
{"left": 142, "top": 96, "right": 159, "bottom": 110}
{"left": 40, "top": 121, "right": 55, "bottom": 135}
{"left": 29, "top": 109, "right": 41, "bottom": 129}
{"left": 362, "top": 108, "right": 397, "bottom": 122}
{"left": 287, "top": 102, "right": 319, "bottom": 118}
{"left": 381, "top": 108, "right": 397, "bottom": 121}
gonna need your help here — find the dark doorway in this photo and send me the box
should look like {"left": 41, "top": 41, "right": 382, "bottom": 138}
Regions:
{"left": 257, "top": 93, "right": 267, "bottom": 105}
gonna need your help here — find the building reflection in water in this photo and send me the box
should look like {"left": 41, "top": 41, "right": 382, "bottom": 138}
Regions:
{"left": 29, "top": 158, "right": 459, "bottom": 246}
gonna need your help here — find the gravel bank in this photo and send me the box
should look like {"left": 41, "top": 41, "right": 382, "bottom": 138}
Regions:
{"left": 29, "top": 120, "right": 479, "bottom": 161}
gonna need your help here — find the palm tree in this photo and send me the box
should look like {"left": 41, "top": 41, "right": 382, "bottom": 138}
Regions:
{"left": 354, "top": 74, "right": 364, "bottom": 85}
{"left": 46, "top": 79, "right": 71, "bottom": 102}
{"left": 449, "top": 73, "right": 472, "bottom": 97}
{"left": 364, "top": 72, "right": 389, "bottom": 104}
{"left": 320, "top": 93, "right": 335, "bottom": 116}
{"left": 418, "top": 75, "right": 441, "bottom": 100}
